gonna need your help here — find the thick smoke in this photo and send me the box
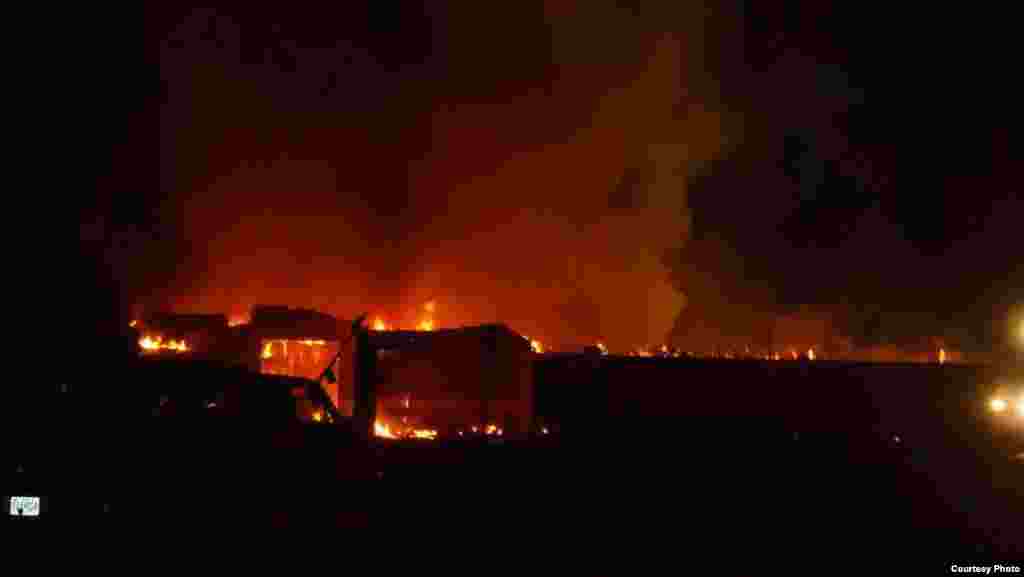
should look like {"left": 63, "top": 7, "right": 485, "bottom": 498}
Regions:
{"left": 148, "top": 4, "right": 726, "bottom": 351}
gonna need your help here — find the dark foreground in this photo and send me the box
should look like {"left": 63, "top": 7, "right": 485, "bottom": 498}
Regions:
{"left": 3, "top": 421, "right": 1022, "bottom": 562}
{"left": 3, "top": 358, "right": 1022, "bottom": 566}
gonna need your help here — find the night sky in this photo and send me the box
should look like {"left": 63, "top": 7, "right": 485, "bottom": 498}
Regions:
{"left": 74, "top": 2, "right": 1021, "bottom": 354}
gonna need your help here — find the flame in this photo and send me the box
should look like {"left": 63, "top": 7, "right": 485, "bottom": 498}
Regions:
{"left": 311, "top": 410, "right": 323, "bottom": 423}
{"left": 374, "top": 421, "right": 398, "bottom": 439}
{"left": 373, "top": 418, "right": 438, "bottom": 441}
{"left": 300, "top": 339, "right": 327, "bottom": 346}
{"left": 530, "top": 339, "right": 544, "bottom": 354}
{"left": 129, "top": 320, "right": 138, "bottom": 328}
{"left": 424, "top": 300, "right": 436, "bottom": 314}
{"left": 807, "top": 348, "right": 816, "bottom": 361}
{"left": 410, "top": 429, "right": 438, "bottom": 440}
{"left": 372, "top": 317, "right": 389, "bottom": 331}
{"left": 417, "top": 318, "right": 435, "bottom": 332}
{"left": 228, "top": 315, "right": 248, "bottom": 327}
{"left": 261, "top": 342, "right": 273, "bottom": 360}
{"left": 596, "top": 342, "right": 608, "bottom": 356}
{"left": 660, "top": 344, "right": 669, "bottom": 356}
{"left": 938, "top": 348, "right": 946, "bottom": 364}
{"left": 139, "top": 335, "right": 189, "bottom": 353}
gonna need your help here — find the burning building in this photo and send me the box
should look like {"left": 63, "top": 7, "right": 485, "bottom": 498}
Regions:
{"left": 235, "top": 306, "right": 348, "bottom": 410}
{"left": 219, "top": 306, "right": 534, "bottom": 437}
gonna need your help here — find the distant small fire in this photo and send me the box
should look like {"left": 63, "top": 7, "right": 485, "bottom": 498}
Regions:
{"left": 416, "top": 301, "right": 436, "bottom": 331}
{"left": 374, "top": 419, "right": 438, "bottom": 440}
{"left": 372, "top": 317, "right": 390, "bottom": 331}
{"left": 523, "top": 335, "right": 544, "bottom": 354}
{"left": 228, "top": 315, "right": 249, "bottom": 327}
{"left": 458, "top": 424, "right": 504, "bottom": 437}
{"left": 139, "top": 335, "right": 189, "bottom": 353}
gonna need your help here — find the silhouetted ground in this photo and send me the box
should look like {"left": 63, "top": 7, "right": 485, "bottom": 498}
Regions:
{"left": 3, "top": 359, "right": 1021, "bottom": 564}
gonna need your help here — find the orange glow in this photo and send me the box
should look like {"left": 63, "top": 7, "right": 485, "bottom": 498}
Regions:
{"left": 938, "top": 348, "right": 946, "bottom": 364}
{"left": 300, "top": 339, "right": 327, "bottom": 346}
{"left": 530, "top": 339, "right": 544, "bottom": 354}
{"left": 139, "top": 335, "right": 189, "bottom": 353}
{"left": 372, "top": 317, "right": 389, "bottom": 331}
{"left": 417, "top": 318, "right": 435, "bottom": 331}
{"left": 807, "top": 348, "right": 816, "bottom": 361}
{"left": 660, "top": 344, "right": 669, "bottom": 355}
{"left": 424, "top": 300, "right": 436, "bottom": 314}
{"left": 129, "top": 320, "right": 138, "bottom": 328}
{"left": 790, "top": 350, "right": 799, "bottom": 360}
{"left": 228, "top": 315, "right": 248, "bottom": 327}
{"left": 311, "top": 410, "right": 323, "bottom": 423}
{"left": 261, "top": 342, "right": 273, "bottom": 360}
{"left": 596, "top": 342, "right": 608, "bottom": 355}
